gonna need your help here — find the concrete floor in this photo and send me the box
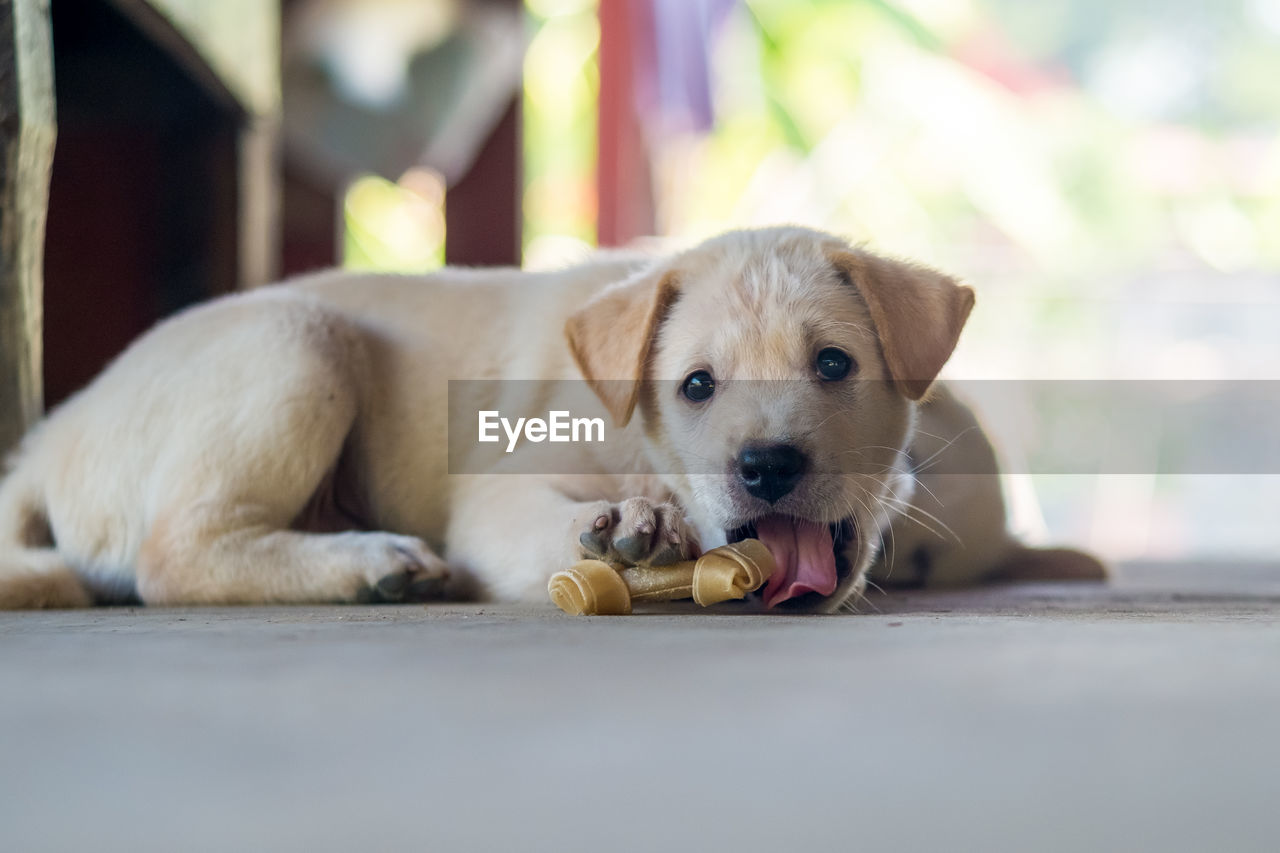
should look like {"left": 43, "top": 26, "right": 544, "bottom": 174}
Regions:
{"left": 2, "top": 563, "right": 1278, "bottom": 853}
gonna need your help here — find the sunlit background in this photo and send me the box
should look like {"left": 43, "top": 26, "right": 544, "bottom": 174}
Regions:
{"left": 342, "top": 0, "right": 1280, "bottom": 565}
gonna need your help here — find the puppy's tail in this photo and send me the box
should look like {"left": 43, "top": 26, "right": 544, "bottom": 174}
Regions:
{"left": 986, "top": 544, "right": 1108, "bottom": 583}
{"left": 0, "top": 467, "right": 92, "bottom": 610}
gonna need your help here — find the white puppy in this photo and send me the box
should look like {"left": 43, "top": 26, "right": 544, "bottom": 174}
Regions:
{"left": 0, "top": 226, "right": 1102, "bottom": 610}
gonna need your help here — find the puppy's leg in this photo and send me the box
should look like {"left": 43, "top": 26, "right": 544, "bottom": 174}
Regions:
{"left": 444, "top": 476, "right": 698, "bottom": 603}
{"left": 136, "top": 440, "right": 450, "bottom": 606}
{"left": 985, "top": 545, "right": 1107, "bottom": 582}
{"left": 0, "top": 464, "right": 93, "bottom": 609}
{"left": 134, "top": 312, "right": 448, "bottom": 605}
{"left": 0, "top": 549, "right": 93, "bottom": 609}
{"left": 139, "top": 517, "right": 448, "bottom": 605}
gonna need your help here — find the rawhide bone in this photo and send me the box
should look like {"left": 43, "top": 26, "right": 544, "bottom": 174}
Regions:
{"left": 548, "top": 539, "right": 775, "bottom": 615}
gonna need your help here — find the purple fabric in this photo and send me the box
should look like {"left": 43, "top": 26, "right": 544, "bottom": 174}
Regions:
{"left": 632, "top": 0, "right": 736, "bottom": 134}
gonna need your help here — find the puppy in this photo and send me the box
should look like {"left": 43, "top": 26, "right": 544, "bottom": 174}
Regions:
{"left": 0, "top": 226, "right": 1102, "bottom": 610}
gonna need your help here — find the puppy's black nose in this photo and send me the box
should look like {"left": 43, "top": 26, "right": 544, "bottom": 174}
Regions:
{"left": 738, "top": 444, "right": 807, "bottom": 504}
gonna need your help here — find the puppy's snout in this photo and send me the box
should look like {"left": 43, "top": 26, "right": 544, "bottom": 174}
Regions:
{"left": 737, "top": 444, "right": 807, "bottom": 504}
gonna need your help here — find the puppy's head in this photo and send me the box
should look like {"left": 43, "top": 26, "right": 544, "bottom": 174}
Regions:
{"left": 566, "top": 227, "right": 974, "bottom": 610}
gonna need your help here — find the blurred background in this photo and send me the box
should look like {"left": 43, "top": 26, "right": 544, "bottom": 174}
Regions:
{"left": 11, "top": 0, "right": 1280, "bottom": 566}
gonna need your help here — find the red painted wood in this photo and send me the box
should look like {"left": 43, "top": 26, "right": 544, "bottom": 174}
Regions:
{"left": 597, "top": 0, "right": 655, "bottom": 247}
{"left": 444, "top": 94, "right": 522, "bottom": 267}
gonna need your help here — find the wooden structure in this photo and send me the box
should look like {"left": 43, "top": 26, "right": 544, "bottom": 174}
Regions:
{"left": 0, "top": 0, "right": 280, "bottom": 454}
{"left": 0, "top": 0, "right": 526, "bottom": 457}
{"left": 0, "top": 0, "right": 55, "bottom": 456}
{"left": 597, "top": 0, "right": 655, "bottom": 247}
{"left": 41, "top": 0, "right": 280, "bottom": 411}
{"left": 443, "top": 92, "right": 522, "bottom": 268}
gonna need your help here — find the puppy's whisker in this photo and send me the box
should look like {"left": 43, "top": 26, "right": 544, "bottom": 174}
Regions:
{"left": 849, "top": 466, "right": 947, "bottom": 516}
{"left": 832, "top": 444, "right": 911, "bottom": 457}
{"left": 875, "top": 493, "right": 948, "bottom": 542}
{"left": 910, "top": 425, "right": 981, "bottom": 473}
{"left": 879, "top": 496, "right": 962, "bottom": 545}
{"left": 856, "top": 590, "right": 882, "bottom": 613}
{"left": 843, "top": 488, "right": 895, "bottom": 578}
{"left": 858, "top": 490, "right": 898, "bottom": 576}
{"left": 873, "top": 467, "right": 942, "bottom": 512}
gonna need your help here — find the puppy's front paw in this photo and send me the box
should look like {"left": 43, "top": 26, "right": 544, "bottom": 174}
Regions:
{"left": 358, "top": 534, "right": 450, "bottom": 602}
{"left": 576, "top": 498, "right": 700, "bottom": 567}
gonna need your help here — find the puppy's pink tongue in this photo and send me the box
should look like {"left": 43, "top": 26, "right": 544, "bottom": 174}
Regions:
{"left": 754, "top": 516, "right": 838, "bottom": 608}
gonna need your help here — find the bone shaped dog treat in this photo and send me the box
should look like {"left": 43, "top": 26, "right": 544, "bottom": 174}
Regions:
{"left": 548, "top": 539, "right": 775, "bottom": 615}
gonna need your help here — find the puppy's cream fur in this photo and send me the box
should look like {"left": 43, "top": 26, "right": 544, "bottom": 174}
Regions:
{"left": 0, "top": 226, "right": 1102, "bottom": 609}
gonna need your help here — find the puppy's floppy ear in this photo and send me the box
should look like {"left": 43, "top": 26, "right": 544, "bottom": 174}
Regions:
{"left": 565, "top": 267, "right": 680, "bottom": 426}
{"left": 829, "top": 249, "right": 975, "bottom": 400}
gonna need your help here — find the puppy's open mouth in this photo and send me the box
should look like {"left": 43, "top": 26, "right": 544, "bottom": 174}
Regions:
{"left": 727, "top": 516, "right": 856, "bottom": 609}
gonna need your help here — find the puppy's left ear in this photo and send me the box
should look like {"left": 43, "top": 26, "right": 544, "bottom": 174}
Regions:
{"left": 565, "top": 267, "right": 681, "bottom": 426}
{"left": 829, "top": 249, "right": 975, "bottom": 400}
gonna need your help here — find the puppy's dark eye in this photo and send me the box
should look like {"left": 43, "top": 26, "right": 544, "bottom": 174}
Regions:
{"left": 816, "top": 348, "right": 855, "bottom": 381}
{"left": 682, "top": 370, "right": 716, "bottom": 403}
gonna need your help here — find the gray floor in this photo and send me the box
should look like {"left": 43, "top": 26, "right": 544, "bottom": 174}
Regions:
{"left": 2, "top": 563, "right": 1278, "bottom": 853}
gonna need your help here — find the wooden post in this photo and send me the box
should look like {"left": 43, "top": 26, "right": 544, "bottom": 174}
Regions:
{"left": 0, "top": 0, "right": 56, "bottom": 455}
{"left": 238, "top": 114, "right": 281, "bottom": 287}
{"left": 597, "top": 0, "right": 654, "bottom": 247}
{"left": 444, "top": 92, "right": 522, "bottom": 268}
